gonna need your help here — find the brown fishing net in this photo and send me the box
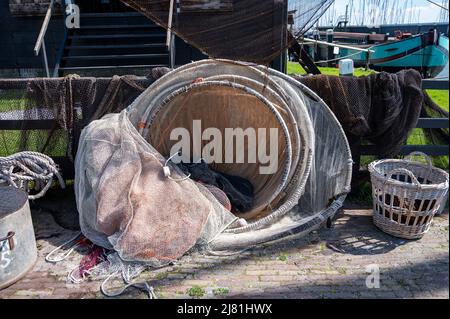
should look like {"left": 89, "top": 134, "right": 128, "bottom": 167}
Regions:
{"left": 147, "top": 81, "right": 292, "bottom": 215}
{"left": 118, "top": 0, "right": 334, "bottom": 64}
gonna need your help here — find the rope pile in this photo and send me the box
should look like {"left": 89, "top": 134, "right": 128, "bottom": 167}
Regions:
{"left": 0, "top": 151, "right": 65, "bottom": 199}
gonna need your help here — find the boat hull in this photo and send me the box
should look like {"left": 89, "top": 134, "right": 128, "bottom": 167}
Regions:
{"left": 339, "top": 33, "right": 449, "bottom": 78}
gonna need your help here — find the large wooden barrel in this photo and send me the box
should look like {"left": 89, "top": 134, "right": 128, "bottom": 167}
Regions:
{"left": 0, "top": 187, "right": 37, "bottom": 289}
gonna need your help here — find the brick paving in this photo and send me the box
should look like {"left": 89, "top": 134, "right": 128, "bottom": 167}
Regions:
{"left": 0, "top": 206, "right": 448, "bottom": 299}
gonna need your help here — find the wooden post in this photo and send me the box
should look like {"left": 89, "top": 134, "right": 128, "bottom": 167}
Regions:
{"left": 312, "top": 29, "right": 319, "bottom": 62}
{"left": 326, "top": 29, "right": 334, "bottom": 67}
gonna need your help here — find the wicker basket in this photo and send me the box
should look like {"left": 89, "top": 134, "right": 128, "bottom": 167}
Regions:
{"left": 368, "top": 152, "right": 449, "bottom": 239}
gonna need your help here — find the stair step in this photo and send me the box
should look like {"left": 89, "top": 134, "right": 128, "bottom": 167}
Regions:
{"left": 63, "top": 53, "right": 169, "bottom": 60}
{"left": 79, "top": 24, "right": 160, "bottom": 30}
{"left": 69, "top": 34, "right": 166, "bottom": 40}
{"left": 80, "top": 12, "right": 145, "bottom": 18}
{"left": 59, "top": 64, "right": 166, "bottom": 71}
{"left": 58, "top": 11, "right": 171, "bottom": 76}
{"left": 66, "top": 43, "right": 167, "bottom": 50}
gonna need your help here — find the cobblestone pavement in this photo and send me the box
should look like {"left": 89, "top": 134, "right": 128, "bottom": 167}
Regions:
{"left": 0, "top": 207, "right": 448, "bottom": 299}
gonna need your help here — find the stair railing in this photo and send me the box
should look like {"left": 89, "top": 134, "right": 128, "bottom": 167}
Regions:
{"left": 33, "top": 0, "right": 56, "bottom": 77}
{"left": 166, "top": 0, "right": 174, "bottom": 48}
{"left": 34, "top": 0, "right": 76, "bottom": 78}
{"left": 167, "top": 0, "right": 177, "bottom": 68}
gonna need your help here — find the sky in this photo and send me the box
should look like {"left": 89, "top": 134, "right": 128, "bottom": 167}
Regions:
{"left": 319, "top": 0, "right": 448, "bottom": 26}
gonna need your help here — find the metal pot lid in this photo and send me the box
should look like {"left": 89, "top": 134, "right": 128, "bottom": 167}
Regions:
{"left": 0, "top": 187, "right": 28, "bottom": 218}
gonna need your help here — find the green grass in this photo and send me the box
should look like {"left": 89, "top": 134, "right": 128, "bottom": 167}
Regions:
{"left": 0, "top": 90, "right": 29, "bottom": 111}
{"left": 347, "top": 181, "right": 373, "bottom": 205}
{"left": 278, "top": 252, "right": 289, "bottom": 262}
{"left": 426, "top": 89, "right": 449, "bottom": 112}
{"left": 0, "top": 95, "right": 68, "bottom": 157}
{"left": 407, "top": 129, "right": 448, "bottom": 169}
{"left": 0, "top": 129, "right": 68, "bottom": 157}
{"left": 155, "top": 272, "right": 168, "bottom": 280}
{"left": 212, "top": 287, "right": 230, "bottom": 296}
{"left": 287, "top": 62, "right": 376, "bottom": 77}
{"left": 187, "top": 286, "right": 205, "bottom": 298}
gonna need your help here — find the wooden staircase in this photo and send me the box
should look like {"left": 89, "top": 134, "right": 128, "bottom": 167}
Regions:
{"left": 56, "top": 12, "right": 171, "bottom": 77}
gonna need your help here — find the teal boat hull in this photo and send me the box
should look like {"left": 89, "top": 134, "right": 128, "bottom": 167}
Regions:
{"left": 339, "top": 33, "right": 449, "bottom": 78}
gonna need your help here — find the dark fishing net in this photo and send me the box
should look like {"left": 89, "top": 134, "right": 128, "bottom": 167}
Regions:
{"left": 0, "top": 76, "right": 155, "bottom": 174}
{"left": 421, "top": 91, "right": 449, "bottom": 146}
{"left": 118, "top": 0, "right": 334, "bottom": 64}
{"left": 295, "top": 69, "right": 425, "bottom": 158}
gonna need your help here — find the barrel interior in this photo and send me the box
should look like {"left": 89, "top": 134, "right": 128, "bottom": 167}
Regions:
{"left": 147, "top": 84, "right": 290, "bottom": 216}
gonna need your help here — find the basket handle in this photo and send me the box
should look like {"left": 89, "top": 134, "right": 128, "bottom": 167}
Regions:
{"left": 385, "top": 168, "right": 421, "bottom": 188}
{"left": 404, "top": 151, "right": 433, "bottom": 172}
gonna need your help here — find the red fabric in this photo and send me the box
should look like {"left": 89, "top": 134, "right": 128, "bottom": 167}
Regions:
{"left": 78, "top": 245, "right": 104, "bottom": 277}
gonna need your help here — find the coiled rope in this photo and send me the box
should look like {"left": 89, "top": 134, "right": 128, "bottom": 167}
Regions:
{"left": 0, "top": 151, "right": 65, "bottom": 199}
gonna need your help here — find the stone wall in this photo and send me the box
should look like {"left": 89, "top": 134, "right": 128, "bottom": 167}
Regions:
{"left": 9, "top": 0, "right": 62, "bottom": 16}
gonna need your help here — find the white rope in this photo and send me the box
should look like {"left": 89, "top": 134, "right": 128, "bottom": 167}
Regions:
{"left": 163, "top": 151, "right": 191, "bottom": 182}
{"left": 47, "top": 233, "right": 157, "bottom": 298}
{"left": 314, "top": 50, "right": 362, "bottom": 64}
{"left": 0, "top": 151, "right": 65, "bottom": 199}
{"left": 67, "top": 247, "right": 108, "bottom": 284}
{"left": 45, "top": 232, "right": 82, "bottom": 263}
{"left": 206, "top": 247, "right": 250, "bottom": 256}
{"left": 100, "top": 270, "right": 157, "bottom": 299}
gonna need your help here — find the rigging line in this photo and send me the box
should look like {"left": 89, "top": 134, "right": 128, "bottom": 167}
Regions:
{"left": 294, "top": 0, "right": 334, "bottom": 37}
{"left": 426, "top": 0, "right": 449, "bottom": 11}
{"left": 313, "top": 50, "right": 362, "bottom": 64}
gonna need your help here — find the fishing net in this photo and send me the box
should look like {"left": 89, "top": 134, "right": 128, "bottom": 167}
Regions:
{"left": 295, "top": 70, "right": 425, "bottom": 158}
{"left": 74, "top": 59, "right": 352, "bottom": 263}
{"left": 1, "top": 69, "right": 442, "bottom": 189}
{"left": 118, "top": 0, "right": 334, "bottom": 64}
{"left": 198, "top": 61, "right": 353, "bottom": 250}
{"left": 144, "top": 81, "right": 295, "bottom": 216}
{"left": 0, "top": 76, "right": 154, "bottom": 168}
{"left": 75, "top": 111, "right": 237, "bottom": 266}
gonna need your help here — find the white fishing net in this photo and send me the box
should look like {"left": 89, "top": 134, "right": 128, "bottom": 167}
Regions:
{"left": 74, "top": 59, "right": 352, "bottom": 269}
{"left": 75, "top": 111, "right": 237, "bottom": 267}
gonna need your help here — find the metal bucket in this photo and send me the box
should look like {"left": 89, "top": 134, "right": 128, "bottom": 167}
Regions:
{"left": 0, "top": 187, "right": 37, "bottom": 289}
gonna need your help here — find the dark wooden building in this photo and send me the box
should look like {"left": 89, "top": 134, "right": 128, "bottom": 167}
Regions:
{"left": 1, "top": 0, "right": 287, "bottom": 77}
